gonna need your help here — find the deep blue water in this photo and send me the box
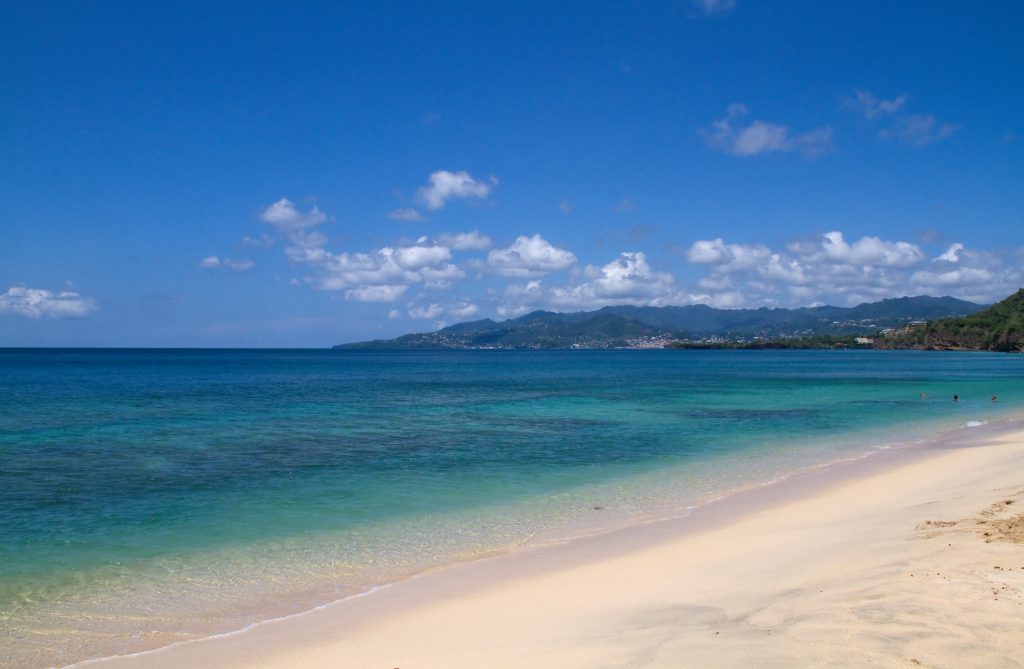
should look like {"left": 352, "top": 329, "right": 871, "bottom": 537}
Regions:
{"left": 1, "top": 348, "right": 1022, "bottom": 667}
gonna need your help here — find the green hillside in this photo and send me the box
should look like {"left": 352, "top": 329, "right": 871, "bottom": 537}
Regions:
{"left": 336, "top": 295, "right": 986, "bottom": 350}
{"left": 884, "top": 289, "right": 1024, "bottom": 352}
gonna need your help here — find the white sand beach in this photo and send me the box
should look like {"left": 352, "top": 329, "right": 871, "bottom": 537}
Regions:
{"left": 88, "top": 424, "right": 1024, "bottom": 669}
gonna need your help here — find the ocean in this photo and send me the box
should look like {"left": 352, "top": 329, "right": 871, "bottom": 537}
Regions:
{"left": 1, "top": 348, "right": 1022, "bottom": 668}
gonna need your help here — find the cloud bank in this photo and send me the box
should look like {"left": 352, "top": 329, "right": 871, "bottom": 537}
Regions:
{"left": 252, "top": 196, "right": 1016, "bottom": 324}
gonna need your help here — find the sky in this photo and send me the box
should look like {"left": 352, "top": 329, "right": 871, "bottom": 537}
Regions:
{"left": 1, "top": 1, "right": 1022, "bottom": 347}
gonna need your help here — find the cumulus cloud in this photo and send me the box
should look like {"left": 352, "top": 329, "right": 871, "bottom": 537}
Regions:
{"left": 845, "top": 89, "right": 957, "bottom": 146}
{"left": 686, "top": 238, "right": 771, "bottom": 271}
{"left": 703, "top": 104, "right": 832, "bottom": 158}
{"left": 416, "top": 171, "right": 495, "bottom": 210}
{"left": 439, "top": 230, "right": 493, "bottom": 251}
{"left": 388, "top": 208, "right": 424, "bottom": 221}
{"left": 199, "top": 256, "right": 254, "bottom": 271}
{"left": 907, "top": 246, "right": 1020, "bottom": 303}
{"left": 260, "top": 198, "right": 328, "bottom": 232}
{"left": 815, "top": 231, "right": 923, "bottom": 267}
{"left": 548, "top": 252, "right": 678, "bottom": 309}
{"left": 0, "top": 286, "right": 97, "bottom": 318}
{"left": 393, "top": 244, "right": 452, "bottom": 269}
{"left": 683, "top": 231, "right": 1018, "bottom": 307}
{"left": 254, "top": 198, "right": 484, "bottom": 302}
{"left": 487, "top": 234, "right": 577, "bottom": 277}
{"left": 284, "top": 230, "right": 461, "bottom": 300}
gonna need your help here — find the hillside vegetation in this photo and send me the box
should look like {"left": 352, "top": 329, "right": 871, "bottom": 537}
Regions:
{"left": 883, "top": 288, "right": 1024, "bottom": 352}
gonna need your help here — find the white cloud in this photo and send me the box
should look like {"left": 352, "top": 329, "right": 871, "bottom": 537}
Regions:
{"left": 305, "top": 248, "right": 418, "bottom": 290}
{"left": 0, "top": 286, "right": 97, "bottom": 318}
{"left": 910, "top": 267, "right": 993, "bottom": 288}
{"left": 683, "top": 231, "right": 1018, "bottom": 307}
{"left": 439, "top": 230, "right": 493, "bottom": 251}
{"left": 279, "top": 224, "right": 463, "bottom": 299}
{"left": 685, "top": 238, "right": 771, "bottom": 271}
{"left": 416, "top": 171, "right": 495, "bottom": 210}
{"left": 199, "top": 256, "right": 254, "bottom": 271}
{"left": 393, "top": 245, "right": 452, "bottom": 270}
{"left": 559, "top": 199, "right": 572, "bottom": 214}
{"left": 816, "top": 231, "right": 923, "bottom": 267}
{"left": 253, "top": 198, "right": 487, "bottom": 304}
{"left": 419, "top": 263, "right": 466, "bottom": 290}
{"left": 345, "top": 284, "right": 409, "bottom": 302}
{"left": 260, "top": 198, "right": 327, "bottom": 232}
{"left": 487, "top": 234, "right": 577, "bottom": 277}
{"left": 388, "top": 208, "right": 424, "bottom": 221}
{"left": 449, "top": 301, "right": 479, "bottom": 318}
{"left": 548, "top": 252, "right": 678, "bottom": 309}
{"left": 937, "top": 243, "right": 965, "bottom": 263}
{"left": 387, "top": 309, "right": 402, "bottom": 320}
{"left": 703, "top": 104, "right": 832, "bottom": 158}
{"left": 408, "top": 300, "right": 479, "bottom": 321}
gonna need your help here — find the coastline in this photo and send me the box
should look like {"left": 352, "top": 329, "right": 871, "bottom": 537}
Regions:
{"left": 80, "top": 418, "right": 1024, "bottom": 669}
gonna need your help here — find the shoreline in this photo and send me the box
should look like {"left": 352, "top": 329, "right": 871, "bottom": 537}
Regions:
{"left": 78, "top": 416, "right": 1024, "bottom": 668}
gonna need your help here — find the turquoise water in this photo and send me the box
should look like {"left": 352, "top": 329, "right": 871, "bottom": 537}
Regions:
{"left": 1, "top": 348, "right": 1022, "bottom": 667}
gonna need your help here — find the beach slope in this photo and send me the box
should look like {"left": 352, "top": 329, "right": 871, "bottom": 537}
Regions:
{"left": 91, "top": 427, "right": 1024, "bottom": 669}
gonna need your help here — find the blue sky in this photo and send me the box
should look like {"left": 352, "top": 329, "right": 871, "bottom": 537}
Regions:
{"left": 2, "top": 1, "right": 1022, "bottom": 346}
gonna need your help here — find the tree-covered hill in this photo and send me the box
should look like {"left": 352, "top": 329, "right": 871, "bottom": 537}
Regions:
{"left": 882, "top": 289, "right": 1024, "bottom": 352}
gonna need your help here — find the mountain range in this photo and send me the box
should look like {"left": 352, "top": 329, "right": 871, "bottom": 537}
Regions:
{"left": 335, "top": 295, "right": 985, "bottom": 350}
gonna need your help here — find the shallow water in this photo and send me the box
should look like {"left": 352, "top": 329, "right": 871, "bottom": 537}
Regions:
{"left": 1, "top": 349, "right": 1021, "bottom": 667}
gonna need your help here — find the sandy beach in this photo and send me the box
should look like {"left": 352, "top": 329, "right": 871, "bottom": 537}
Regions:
{"left": 86, "top": 423, "right": 1024, "bottom": 669}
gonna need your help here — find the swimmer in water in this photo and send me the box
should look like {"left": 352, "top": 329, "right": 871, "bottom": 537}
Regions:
{"left": 953, "top": 394, "right": 959, "bottom": 402}
{"left": 992, "top": 395, "right": 998, "bottom": 402}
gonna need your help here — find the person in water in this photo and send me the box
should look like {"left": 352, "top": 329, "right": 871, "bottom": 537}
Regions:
{"left": 953, "top": 394, "right": 959, "bottom": 402}
{"left": 992, "top": 395, "right": 998, "bottom": 402}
